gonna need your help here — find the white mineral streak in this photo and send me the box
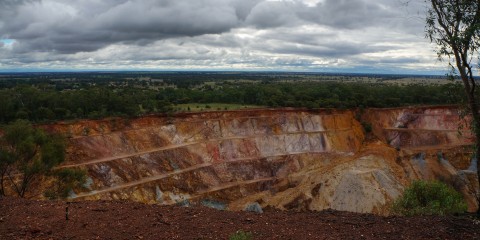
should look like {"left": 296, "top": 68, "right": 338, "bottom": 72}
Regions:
{"left": 67, "top": 108, "right": 478, "bottom": 213}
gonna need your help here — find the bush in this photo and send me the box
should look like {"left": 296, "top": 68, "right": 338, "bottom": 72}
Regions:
{"left": 391, "top": 180, "right": 467, "bottom": 216}
{"left": 0, "top": 120, "right": 67, "bottom": 198}
{"left": 229, "top": 230, "right": 253, "bottom": 240}
{"left": 44, "top": 168, "right": 87, "bottom": 199}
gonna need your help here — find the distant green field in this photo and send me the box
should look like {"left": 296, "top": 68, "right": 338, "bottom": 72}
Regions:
{"left": 175, "top": 103, "right": 263, "bottom": 112}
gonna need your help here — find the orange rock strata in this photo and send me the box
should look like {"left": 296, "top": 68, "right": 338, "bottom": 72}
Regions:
{"left": 33, "top": 107, "right": 478, "bottom": 214}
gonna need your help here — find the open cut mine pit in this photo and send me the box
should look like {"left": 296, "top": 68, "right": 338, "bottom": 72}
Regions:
{"left": 35, "top": 106, "right": 478, "bottom": 214}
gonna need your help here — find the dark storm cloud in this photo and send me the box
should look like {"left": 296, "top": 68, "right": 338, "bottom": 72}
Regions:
{"left": 0, "top": 0, "right": 435, "bottom": 72}
{"left": 299, "top": 0, "right": 394, "bottom": 29}
{"left": 245, "top": 0, "right": 401, "bottom": 30}
{"left": 0, "top": 0, "right": 262, "bottom": 53}
{"left": 378, "top": 57, "right": 421, "bottom": 64}
{"left": 0, "top": 0, "right": 411, "bottom": 54}
{"left": 257, "top": 39, "right": 392, "bottom": 58}
{"left": 245, "top": 1, "right": 302, "bottom": 28}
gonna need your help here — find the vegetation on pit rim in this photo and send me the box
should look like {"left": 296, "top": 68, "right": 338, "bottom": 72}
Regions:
{"left": 391, "top": 180, "right": 467, "bottom": 216}
{"left": 175, "top": 103, "right": 263, "bottom": 112}
{"left": 229, "top": 230, "right": 253, "bottom": 240}
{"left": 0, "top": 75, "right": 465, "bottom": 124}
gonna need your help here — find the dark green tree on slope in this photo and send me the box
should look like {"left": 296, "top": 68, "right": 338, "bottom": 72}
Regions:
{"left": 0, "top": 120, "right": 85, "bottom": 198}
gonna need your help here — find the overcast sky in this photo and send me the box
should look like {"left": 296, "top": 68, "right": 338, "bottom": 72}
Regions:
{"left": 0, "top": 0, "right": 453, "bottom": 74}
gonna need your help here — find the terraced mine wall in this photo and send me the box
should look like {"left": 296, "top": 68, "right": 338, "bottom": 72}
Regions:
{"left": 43, "top": 106, "right": 478, "bottom": 214}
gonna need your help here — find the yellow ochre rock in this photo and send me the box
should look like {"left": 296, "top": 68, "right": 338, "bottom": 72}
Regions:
{"left": 42, "top": 107, "right": 477, "bottom": 213}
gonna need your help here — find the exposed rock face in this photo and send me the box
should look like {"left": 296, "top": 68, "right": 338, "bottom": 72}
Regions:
{"left": 47, "top": 106, "right": 477, "bottom": 214}
{"left": 362, "top": 106, "right": 472, "bottom": 149}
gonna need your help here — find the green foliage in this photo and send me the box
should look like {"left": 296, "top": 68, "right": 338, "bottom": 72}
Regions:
{"left": 426, "top": 0, "right": 480, "bottom": 62}
{"left": 0, "top": 120, "right": 72, "bottom": 198}
{"left": 425, "top": 0, "right": 480, "bottom": 212}
{"left": 229, "top": 230, "right": 253, "bottom": 240}
{"left": 0, "top": 78, "right": 465, "bottom": 124}
{"left": 44, "top": 168, "right": 87, "bottom": 199}
{"left": 0, "top": 147, "right": 15, "bottom": 196}
{"left": 176, "top": 103, "right": 260, "bottom": 112}
{"left": 392, "top": 180, "right": 467, "bottom": 216}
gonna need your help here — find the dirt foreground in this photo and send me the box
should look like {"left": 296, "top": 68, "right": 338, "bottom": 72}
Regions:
{"left": 1, "top": 197, "right": 479, "bottom": 240}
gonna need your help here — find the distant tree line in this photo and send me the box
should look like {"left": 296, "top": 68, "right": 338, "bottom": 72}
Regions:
{"left": 0, "top": 81, "right": 465, "bottom": 124}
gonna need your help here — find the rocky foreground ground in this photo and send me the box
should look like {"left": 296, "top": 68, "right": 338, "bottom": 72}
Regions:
{"left": 1, "top": 197, "right": 479, "bottom": 239}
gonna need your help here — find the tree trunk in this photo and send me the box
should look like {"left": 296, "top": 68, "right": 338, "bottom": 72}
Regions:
{"left": 0, "top": 168, "right": 7, "bottom": 196}
{"left": 469, "top": 100, "right": 480, "bottom": 214}
{"left": 0, "top": 176, "right": 5, "bottom": 196}
{"left": 462, "top": 80, "right": 480, "bottom": 214}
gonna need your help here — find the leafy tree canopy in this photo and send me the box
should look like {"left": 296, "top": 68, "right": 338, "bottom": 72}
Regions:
{"left": 0, "top": 120, "right": 84, "bottom": 198}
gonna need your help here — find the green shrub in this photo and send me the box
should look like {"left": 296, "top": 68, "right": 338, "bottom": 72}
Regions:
{"left": 392, "top": 180, "right": 467, "bottom": 216}
{"left": 229, "top": 230, "right": 253, "bottom": 240}
{"left": 44, "top": 168, "right": 87, "bottom": 199}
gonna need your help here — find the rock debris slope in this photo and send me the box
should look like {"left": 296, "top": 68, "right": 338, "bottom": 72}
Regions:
{"left": 44, "top": 106, "right": 477, "bottom": 214}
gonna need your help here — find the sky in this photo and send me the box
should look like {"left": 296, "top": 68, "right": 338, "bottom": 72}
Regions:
{"left": 0, "top": 0, "right": 460, "bottom": 74}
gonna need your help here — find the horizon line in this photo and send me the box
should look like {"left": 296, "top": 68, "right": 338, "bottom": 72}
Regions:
{"left": 0, "top": 69, "right": 451, "bottom": 77}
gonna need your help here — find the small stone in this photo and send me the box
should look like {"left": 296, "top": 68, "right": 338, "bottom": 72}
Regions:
{"left": 244, "top": 202, "right": 263, "bottom": 214}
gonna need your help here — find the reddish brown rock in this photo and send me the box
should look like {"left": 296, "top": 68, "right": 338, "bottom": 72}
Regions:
{"left": 26, "top": 107, "right": 477, "bottom": 214}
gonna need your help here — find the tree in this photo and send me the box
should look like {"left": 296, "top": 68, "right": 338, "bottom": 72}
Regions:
{"left": 425, "top": 0, "right": 480, "bottom": 212}
{"left": 0, "top": 147, "right": 15, "bottom": 196}
{"left": 392, "top": 180, "right": 467, "bottom": 216}
{"left": 44, "top": 168, "right": 87, "bottom": 199}
{"left": 0, "top": 120, "right": 66, "bottom": 198}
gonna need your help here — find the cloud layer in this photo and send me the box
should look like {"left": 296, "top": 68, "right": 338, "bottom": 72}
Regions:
{"left": 0, "top": 0, "right": 445, "bottom": 73}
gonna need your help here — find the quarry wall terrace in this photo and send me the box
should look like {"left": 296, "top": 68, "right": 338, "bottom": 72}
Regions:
{"left": 41, "top": 106, "right": 478, "bottom": 214}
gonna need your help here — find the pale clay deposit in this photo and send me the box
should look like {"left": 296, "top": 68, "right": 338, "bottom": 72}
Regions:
{"left": 37, "top": 107, "right": 478, "bottom": 214}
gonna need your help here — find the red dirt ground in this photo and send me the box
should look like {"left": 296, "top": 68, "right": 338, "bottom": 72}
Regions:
{"left": 1, "top": 197, "right": 479, "bottom": 239}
